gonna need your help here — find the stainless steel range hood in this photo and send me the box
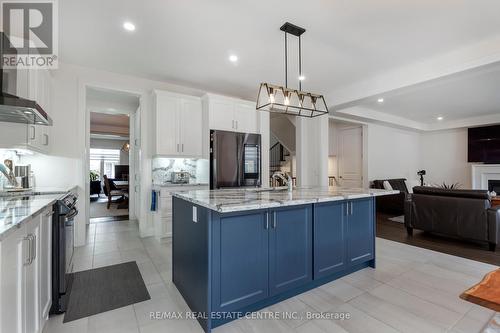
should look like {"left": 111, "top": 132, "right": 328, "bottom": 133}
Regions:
{"left": 0, "top": 93, "right": 52, "bottom": 125}
{"left": 0, "top": 32, "right": 52, "bottom": 126}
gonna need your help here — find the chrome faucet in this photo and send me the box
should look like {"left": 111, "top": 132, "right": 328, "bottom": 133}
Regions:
{"left": 271, "top": 171, "right": 293, "bottom": 192}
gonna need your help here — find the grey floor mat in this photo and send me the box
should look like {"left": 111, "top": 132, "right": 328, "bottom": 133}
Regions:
{"left": 63, "top": 261, "right": 150, "bottom": 322}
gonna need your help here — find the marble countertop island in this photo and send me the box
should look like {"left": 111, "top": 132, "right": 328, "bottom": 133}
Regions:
{"left": 172, "top": 186, "right": 399, "bottom": 213}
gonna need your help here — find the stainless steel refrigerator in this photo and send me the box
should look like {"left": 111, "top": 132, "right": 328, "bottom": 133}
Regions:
{"left": 210, "top": 130, "right": 261, "bottom": 189}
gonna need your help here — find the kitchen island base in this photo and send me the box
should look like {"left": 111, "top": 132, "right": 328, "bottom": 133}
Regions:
{"left": 172, "top": 195, "right": 377, "bottom": 333}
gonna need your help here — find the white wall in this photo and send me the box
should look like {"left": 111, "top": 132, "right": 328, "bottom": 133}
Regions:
{"left": 420, "top": 128, "right": 471, "bottom": 187}
{"left": 363, "top": 123, "right": 471, "bottom": 188}
{"left": 366, "top": 123, "right": 422, "bottom": 185}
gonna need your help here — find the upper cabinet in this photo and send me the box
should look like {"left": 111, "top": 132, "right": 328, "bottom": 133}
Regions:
{"left": 153, "top": 90, "right": 203, "bottom": 157}
{"left": 203, "top": 94, "right": 259, "bottom": 134}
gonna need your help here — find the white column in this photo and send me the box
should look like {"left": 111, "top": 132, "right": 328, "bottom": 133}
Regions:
{"left": 296, "top": 116, "right": 329, "bottom": 187}
{"left": 259, "top": 111, "right": 270, "bottom": 188}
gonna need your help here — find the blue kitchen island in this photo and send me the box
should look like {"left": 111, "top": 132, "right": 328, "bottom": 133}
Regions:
{"left": 171, "top": 187, "right": 398, "bottom": 332}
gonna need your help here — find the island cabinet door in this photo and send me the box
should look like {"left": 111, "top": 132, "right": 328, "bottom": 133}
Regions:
{"left": 346, "top": 198, "right": 375, "bottom": 266}
{"left": 313, "top": 201, "right": 346, "bottom": 279}
{"left": 212, "top": 210, "right": 269, "bottom": 313}
{"left": 269, "top": 206, "right": 312, "bottom": 296}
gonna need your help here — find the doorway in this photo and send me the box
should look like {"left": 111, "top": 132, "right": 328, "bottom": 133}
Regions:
{"left": 85, "top": 87, "right": 141, "bottom": 223}
{"left": 329, "top": 119, "right": 366, "bottom": 188}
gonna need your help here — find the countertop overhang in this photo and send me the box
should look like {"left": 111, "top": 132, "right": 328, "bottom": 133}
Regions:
{"left": 172, "top": 187, "right": 399, "bottom": 213}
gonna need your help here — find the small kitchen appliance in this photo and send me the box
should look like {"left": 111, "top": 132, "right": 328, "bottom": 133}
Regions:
{"left": 171, "top": 171, "right": 190, "bottom": 184}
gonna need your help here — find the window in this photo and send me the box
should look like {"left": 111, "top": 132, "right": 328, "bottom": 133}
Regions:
{"left": 90, "top": 148, "right": 120, "bottom": 179}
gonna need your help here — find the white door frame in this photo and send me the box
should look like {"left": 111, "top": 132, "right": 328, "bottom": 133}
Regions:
{"left": 79, "top": 82, "right": 144, "bottom": 246}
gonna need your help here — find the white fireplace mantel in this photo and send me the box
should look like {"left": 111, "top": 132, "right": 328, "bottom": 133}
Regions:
{"left": 471, "top": 164, "right": 500, "bottom": 190}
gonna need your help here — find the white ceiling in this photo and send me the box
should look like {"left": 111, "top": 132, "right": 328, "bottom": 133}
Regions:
{"left": 90, "top": 112, "right": 130, "bottom": 136}
{"left": 60, "top": 0, "right": 500, "bottom": 105}
{"left": 342, "top": 62, "right": 500, "bottom": 125}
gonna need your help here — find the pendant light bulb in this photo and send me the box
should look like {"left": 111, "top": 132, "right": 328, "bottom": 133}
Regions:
{"left": 269, "top": 93, "right": 275, "bottom": 103}
{"left": 284, "top": 96, "right": 290, "bottom": 106}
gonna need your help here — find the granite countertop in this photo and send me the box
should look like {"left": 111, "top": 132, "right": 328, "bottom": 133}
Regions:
{"left": 153, "top": 183, "right": 209, "bottom": 188}
{"left": 0, "top": 186, "right": 78, "bottom": 197}
{"left": 0, "top": 187, "right": 77, "bottom": 240}
{"left": 172, "top": 187, "right": 399, "bottom": 213}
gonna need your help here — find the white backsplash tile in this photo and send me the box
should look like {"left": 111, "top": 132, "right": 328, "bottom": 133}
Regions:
{"left": 152, "top": 158, "right": 209, "bottom": 185}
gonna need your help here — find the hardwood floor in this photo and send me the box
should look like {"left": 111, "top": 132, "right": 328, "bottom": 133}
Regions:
{"left": 377, "top": 213, "right": 500, "bottom": 266}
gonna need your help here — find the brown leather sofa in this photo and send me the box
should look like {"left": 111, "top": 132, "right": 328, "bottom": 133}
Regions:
{"left": 372, "top": 178, "right": 409, "bottom": 215}
{"left": 405, "top": 186, "right": 500, "bottom": 251}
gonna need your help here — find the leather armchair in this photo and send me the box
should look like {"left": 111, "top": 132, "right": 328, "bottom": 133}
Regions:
{"left": 405, "top": 186, "right": 500, "bottom": 251}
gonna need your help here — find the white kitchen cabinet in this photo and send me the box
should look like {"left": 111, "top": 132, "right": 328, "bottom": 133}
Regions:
{"left": 208, "top": 99, "right": 235, "bottom": 132}
{"left": 154, "top": 92, "right": 179, "bottom": 155}
{"left": 153, "top": 90, "right": 203, "bottom": 157}
{"left": 153, "top": 185, "right": 208, "bottom": 239}
{"left": 26, "top": 124, "right": 51, "bottom": 154}
{"left": 203, "top": 94, "right": 259, "bottom": 134}
{"left": 0, "top": 208, "right": 52, "bottom": 333}
{"left": 0, "top": 224, "right": 27, "bottom": 333}
{"left": 25, "top": 216, "right": 41, "bottom": 333}
{"left": 233, "top": 102, "right": 258, "bottom": 134}
{"left": 26, "top": 68, "right": 52, "bottom": 154}
{"left": 179, "top": 99, "right": 203, "bottom": 157}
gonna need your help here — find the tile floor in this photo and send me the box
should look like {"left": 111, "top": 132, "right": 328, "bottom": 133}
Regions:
{"left": 44, "top": 220, "right": 498, "bottom": 333}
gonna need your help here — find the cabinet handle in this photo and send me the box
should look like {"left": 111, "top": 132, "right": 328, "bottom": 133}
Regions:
{"left": 272, "top": 211, "right": 277, "bottom": 228}
{"left": 32, "top": 235, "right": 36, "bottom": 261}
{"left": 30, "top": 126, "right": 36, "bottom": 140}
{"left": 43, "top": 133, "right": 49, "bottom": 146}
{"left": 350, "top": 202, "right": 354, "bottom": 215}
{"left": 181, "top": 143, "right": 184, "bottom": 152}
{"left": 265, "top": 212, "right": 269, "bottom": 229}
{"left": 235, "top": 120, "right": 238, "bottom": 129}
{"left": 346, "top": 203, "right": 349, "bottom": 216}
{"left": 24, "top": 235, "right": 32, "bottom": 266}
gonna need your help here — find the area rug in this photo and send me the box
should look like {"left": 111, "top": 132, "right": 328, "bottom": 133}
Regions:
{"left": 388, "top": 215, "right": 405, "bottom": 224}
{"left": 63, "top": 261, "right": 150, "bottom": 322}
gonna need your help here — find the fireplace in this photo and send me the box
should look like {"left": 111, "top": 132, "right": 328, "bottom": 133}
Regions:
{"left": 472, "top": 164, "right": 500, "bottom": 190}
{"left": 489, "top": 180, "right": 500, "bottom": 193}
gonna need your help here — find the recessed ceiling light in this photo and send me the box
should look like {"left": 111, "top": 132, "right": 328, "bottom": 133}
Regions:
{"left": 437, "top": 116, "right": 444, "bottom": 121}
{"left": 298, "top": 75, "right": 306, "bottom": 81}
{"left": 377, "top": 98, "right": 384, "bottom": 103}
{"left": 123, "top": 21, "right": 136, "bottom": 31}
{"left": 229, "top": 54, "right": 238, "bottom": 63}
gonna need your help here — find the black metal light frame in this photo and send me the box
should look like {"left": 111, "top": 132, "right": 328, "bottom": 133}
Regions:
{"left": 256, "top": 22, "right": 329, "bottom": 118}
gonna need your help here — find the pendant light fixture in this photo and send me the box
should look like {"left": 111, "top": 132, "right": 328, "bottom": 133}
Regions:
{"left": 256, "top": 22, "right": 329, "bottom": 118}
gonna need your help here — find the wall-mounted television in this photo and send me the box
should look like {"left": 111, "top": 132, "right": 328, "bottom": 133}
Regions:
{"left": 468, "top": 125, "right": 500, "bottom": 163}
